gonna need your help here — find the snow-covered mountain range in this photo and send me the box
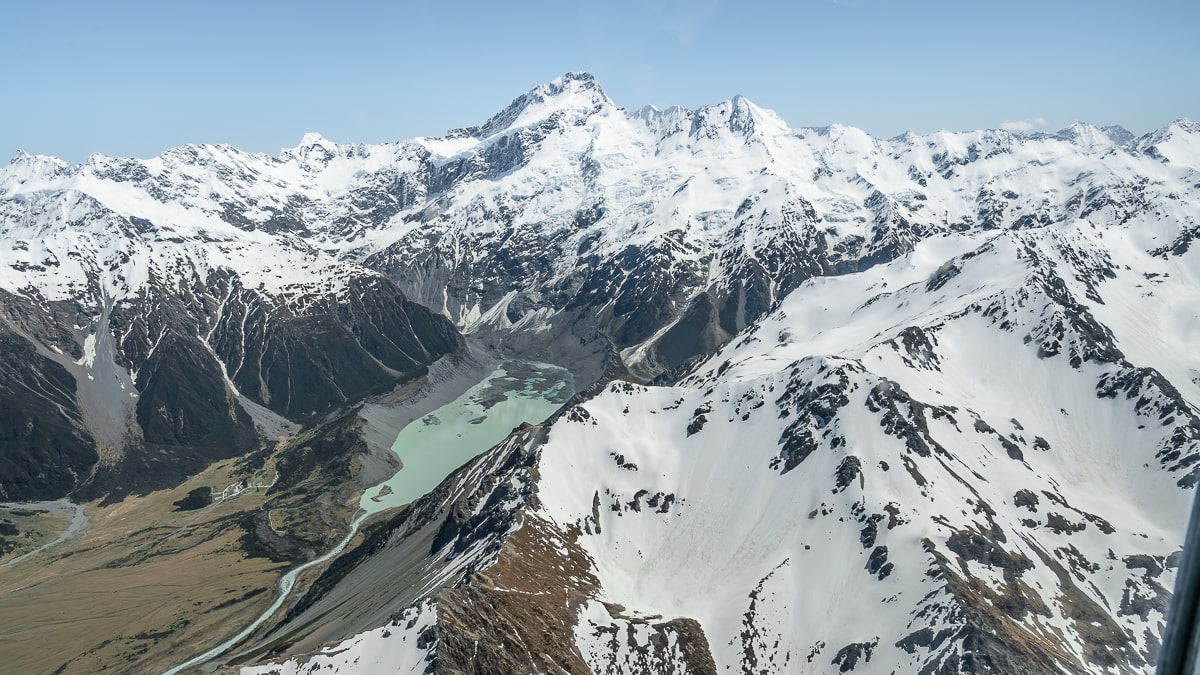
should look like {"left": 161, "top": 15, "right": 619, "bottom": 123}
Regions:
{"left": 6, "top": 73, "right": 1196, "bottom": 380}
{"left": 2, "top": 72, "right": 1199, "bottom": 673}
{"left": 237, "top": 224, "right": 1200, "bottom": 675}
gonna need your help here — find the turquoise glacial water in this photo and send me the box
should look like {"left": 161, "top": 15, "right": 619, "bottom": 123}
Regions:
{"left": 163, "top": 361, "right": 573, "bottom": 674}
{"left": 360, "top": 361, "right": 574, "bottom": 513}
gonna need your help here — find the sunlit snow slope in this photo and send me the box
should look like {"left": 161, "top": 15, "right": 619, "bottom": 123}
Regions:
{"left": 533, "top": 223, "right": 1200, "bottom": 673}
{"left": 246, "top": 222, "right": 1199, "bottom": 674}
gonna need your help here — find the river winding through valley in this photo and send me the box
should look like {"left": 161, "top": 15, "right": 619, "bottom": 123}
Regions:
{"left": 0, "top": 500, "right": 89, "bottom": 568}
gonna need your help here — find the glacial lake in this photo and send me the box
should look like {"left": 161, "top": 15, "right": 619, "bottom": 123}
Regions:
{"left": 361, "top": 361, "right": 574, "bottom": 514}
{"left": 163, "top": 360, "right": 573, "bottom": 674}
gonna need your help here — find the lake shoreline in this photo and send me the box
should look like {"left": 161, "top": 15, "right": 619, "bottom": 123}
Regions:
{"left": 162, "top": 358, "right": 573, "bottom": 674}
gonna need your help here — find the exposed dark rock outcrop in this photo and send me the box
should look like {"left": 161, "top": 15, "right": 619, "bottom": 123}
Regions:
{"left": 0, "top": 327, "right": 97, "bottom": 501}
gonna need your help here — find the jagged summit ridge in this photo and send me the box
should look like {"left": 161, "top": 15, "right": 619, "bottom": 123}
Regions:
{"left": 460, "top": 70, "right": 615, "bottom": 141}
{"left": 9, "top": 74, "right": 1195, "bottom": 174}
{"left": 281, "top": 131, "right": 341, "bottom": 168}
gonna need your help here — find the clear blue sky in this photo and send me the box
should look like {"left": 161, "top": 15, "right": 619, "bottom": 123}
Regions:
{"left": 3, "top": 0, "right": 1196, "bottom": 163}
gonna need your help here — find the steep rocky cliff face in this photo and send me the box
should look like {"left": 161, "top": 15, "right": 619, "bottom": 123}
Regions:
{"left": 0, "top": 324, "right": 97, "bottom": 500}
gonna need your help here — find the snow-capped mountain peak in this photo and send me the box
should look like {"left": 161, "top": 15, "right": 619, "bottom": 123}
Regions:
{"left": 695, "top": 93, "right": 788, "bottom": 140}
{"left": 468, "top": 71, "right": 615, "bottom": 140}
{"left": 1056, "top": 121, "right": 1122, "bottom": 150}
{"left": 543, "top": 70, "right": 606, "bottom": 95}
{"left": 281, "top": 131, "right": 341, "bottom": 169}
{"left": 0, "top": 149, "right": 71, "bottom": 191}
